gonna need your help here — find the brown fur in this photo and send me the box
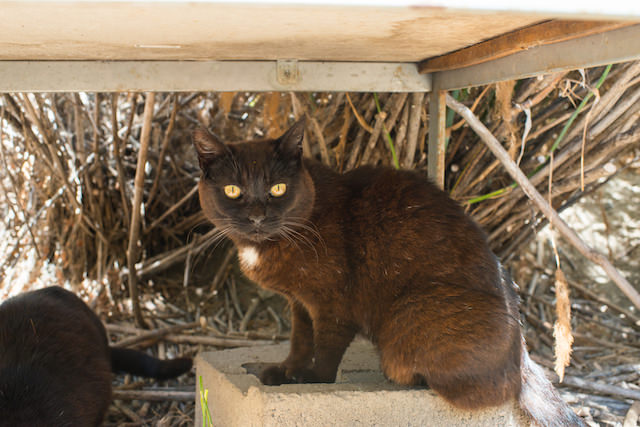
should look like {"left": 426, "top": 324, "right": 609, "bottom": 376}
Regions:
{"left": 193, "top": 120, "right": 583, "bottom": 425}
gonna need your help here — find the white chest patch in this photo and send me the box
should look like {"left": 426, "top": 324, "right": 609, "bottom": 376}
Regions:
{"left": 239, "top": 246, "right": 260, "bottom": 269}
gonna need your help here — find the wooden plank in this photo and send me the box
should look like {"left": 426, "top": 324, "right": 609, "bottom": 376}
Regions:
{"left": 436, "top": 24, "right": 640, "bottom": 90}
{"left": 0, "top": 2, "right": 544, "bottom": 62}
{"left": 418, "top": 20, "right": 634, "bottom": 74}
{"left": 407, "top": 0, "right": 640, "bottom": 18}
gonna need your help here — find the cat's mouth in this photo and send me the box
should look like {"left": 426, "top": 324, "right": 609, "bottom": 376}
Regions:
{"left": 250, "top": 230, "right": 268, "bottom": 241}
{"left": 232, "top": 220, "right": 280, "bottom": 243}
{"left": 244, "top": 227, "right": 274, "bottom": 243}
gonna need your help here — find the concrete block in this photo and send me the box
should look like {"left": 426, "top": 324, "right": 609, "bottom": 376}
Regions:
{"left": 195, "top": 339, "right": 530, "bottom": 426}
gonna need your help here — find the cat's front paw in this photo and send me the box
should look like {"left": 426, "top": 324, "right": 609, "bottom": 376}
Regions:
{"left": 259, "top": 364, "right": 292, "bottom": 385}
{"left": 259, "top": 365, "right": 320, "bottom": 385}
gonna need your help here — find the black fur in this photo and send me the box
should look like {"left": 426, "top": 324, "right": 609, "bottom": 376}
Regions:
{"left": 0, "top": 287, "right": 192, "bottom": 426}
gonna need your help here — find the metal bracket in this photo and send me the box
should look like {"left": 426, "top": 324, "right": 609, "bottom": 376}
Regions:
{"left": 276, "top": 59, "right": 300, "bottom": 85}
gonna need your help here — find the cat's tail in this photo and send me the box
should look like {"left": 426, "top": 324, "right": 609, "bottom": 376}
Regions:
{"left": 110, "top": 347, "right": 192, "bottom": 380}
{"left": 518, "top": 338, "right": 585, "bottom": 427}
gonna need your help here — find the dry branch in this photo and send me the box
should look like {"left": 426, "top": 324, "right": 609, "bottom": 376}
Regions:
{"left": 402, "top": 92, "right": 425, "bottom": 168}
{"left": 113, "top": 321, "right": 200, "bottom": 348}
{"left": 127, "top": 92, "right": 155, "bottom": 328}
{"left": 560, "top": 375, "right": 640, "bottom": 401}
{"left": 164, "top": 334, "right": 275, "bottom": 348}
{"left": 112, "top": 389, "right": 196, "bottom": 402}
{"left": 147, "top": 184, "right": 198, "bottom": 233}
{"left": 446, "top": 93, "right": 640, "bottom": 310}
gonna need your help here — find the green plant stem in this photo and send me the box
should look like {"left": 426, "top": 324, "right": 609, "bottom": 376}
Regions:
{"left": 199, "top": 376, "right": 214, "bottom": 427}
{"left": 547, "top": 64, "right": 612, "bottom": 157}
{"left": 466, "top": 183, "right": 517, "bottom": 204}
{"left": 465, "top": 64, "right": 612, "bottom": 205}
{"left": 373, "top": 93, "right": 400, "bottom": 169}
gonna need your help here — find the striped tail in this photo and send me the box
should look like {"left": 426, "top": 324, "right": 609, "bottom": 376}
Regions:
{"left": 519, "top": 339, "right": 586, "bottom": 427}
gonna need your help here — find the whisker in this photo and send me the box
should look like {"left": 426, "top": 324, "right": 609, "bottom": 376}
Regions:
{"left": 187, "top": 227, "right": 231, "bottom": 274}
{"left": 281, "top": 225, "right": 319, "bottom": 262}
{"left": 282, "top": 219, "right": 326, "bottom": 254}
{"left": 195, "top": 224, "right": 236, "bottom": 262}
{"left": 188, "top": 215, "right": 234, "bottom": 238}
{"left": 277, "top": 229, "right": 300, "bottom": 252}
{"left": 282, "top": 225, "right": 314, "bottom": 249}
{"left": 284, "top": 217, "right": 326, "bottom": 253}
{"left": 279, "top": 229, "right": 306, "bottom": 258}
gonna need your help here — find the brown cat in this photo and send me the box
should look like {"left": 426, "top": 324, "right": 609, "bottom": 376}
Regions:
{"left": 0, "top": 286, "right": 192, "bottom": 426}
{"left": 193, "top": 119, "right": 585, "bottom": 426}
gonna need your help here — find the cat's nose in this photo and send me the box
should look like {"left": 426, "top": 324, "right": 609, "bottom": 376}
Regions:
{"left": 248, "top": 214, "right": 266, "bottom": 225}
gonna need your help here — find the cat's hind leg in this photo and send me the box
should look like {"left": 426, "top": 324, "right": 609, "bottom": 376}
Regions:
{"left": 377, "top": 285, "right": 522, "bottom": 410}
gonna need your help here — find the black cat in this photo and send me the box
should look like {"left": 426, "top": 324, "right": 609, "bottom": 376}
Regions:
{"left": 0, "top": 286, "right": 192, "bottom": 426}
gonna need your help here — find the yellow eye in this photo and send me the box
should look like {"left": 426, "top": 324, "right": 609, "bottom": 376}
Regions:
{"left": 224, "top": 185, "right": 242, "bottom": 199}
{"left": 269, "top": 183, "right": 287, "bottom": 197}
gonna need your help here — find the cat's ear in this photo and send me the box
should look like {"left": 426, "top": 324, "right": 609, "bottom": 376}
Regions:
{"left": 276, "top": 118, "right": 305, "bottom": 157}
{"left": 193, "top": 127, "right": 227, "bottom": 169}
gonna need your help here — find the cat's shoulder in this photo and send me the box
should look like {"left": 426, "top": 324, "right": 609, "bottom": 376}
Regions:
{"left": 0, "top": 287, "right": 106, "bottom": 338}
{"left": 345, "top": 165, "right": 438, "bottom": 192}
{"left": 303, "top": 160, "right": 446, "bottom": 203}
{"left": 303, "top": 158, "right": 339, "bottom": 179}
{"left": 2, "top": 286, "right": 86, "bottom": 314}
{"left": 345, "top": 164, "right": 425, "bottom": 180}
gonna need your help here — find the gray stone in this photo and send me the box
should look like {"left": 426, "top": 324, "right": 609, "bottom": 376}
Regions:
{"left": 195, "top": 338, "right": 530, "bottom": 426}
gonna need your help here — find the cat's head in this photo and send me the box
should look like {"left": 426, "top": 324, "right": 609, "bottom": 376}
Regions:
{"left": 193, "top": 119, "right": 315, "bottom": 244}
